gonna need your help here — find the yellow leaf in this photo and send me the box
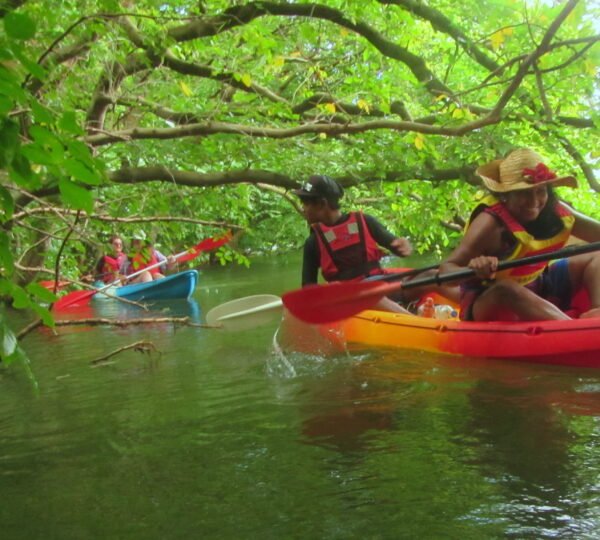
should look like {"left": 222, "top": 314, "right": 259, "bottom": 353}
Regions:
{"left": 414, "top": 133, "right": 425, "bottom": 150}
{"left": 272, "top": 56, "right": 285, "bottom": 69}
{"left": 490, "top": 31, "right": 505, "bottom": 50}
{"left": 324, "top": 102, "right": 336, "bottom": 114}
{"left": 584, "top": 60, "right": 597, "bottom": 77}
{"left": 340, "top": 28, "right": 350, "bottom": 37}
{"left": 319, "top": 132, "right": 327, "bottom": 139}
{"left": 241, "top": 73, "right": 252, "bottom": 87}
{"left": 357, "top": 99, "right": 370, "bottom": 114}
{"left": 180, "top": 81, "right": 192, "bottom": 97}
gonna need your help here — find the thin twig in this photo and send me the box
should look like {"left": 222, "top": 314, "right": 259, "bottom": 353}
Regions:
{"left": 53, "top": 211, "right": 81, "bottom": 294}
{"left": 90, "top": 340, "right": 159, "bottom": 366}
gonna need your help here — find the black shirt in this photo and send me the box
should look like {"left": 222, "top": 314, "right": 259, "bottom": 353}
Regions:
{"left": 301, "top": 213, "right": 401, "bottom": 286}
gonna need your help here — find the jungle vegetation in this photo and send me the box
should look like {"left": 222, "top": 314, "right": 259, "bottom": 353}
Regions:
{"left": 0, "top": 0, "right": 598, "bottom": 362}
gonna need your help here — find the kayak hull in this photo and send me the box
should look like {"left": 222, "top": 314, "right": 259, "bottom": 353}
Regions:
{"left": 280, "top": 309, "right": 600, "bottom": 369}
{"left": 94, "top": 270, "right": 198, "bottom": 301}
{"left": 330, "top": 310, "right": 600, "bottom": 368}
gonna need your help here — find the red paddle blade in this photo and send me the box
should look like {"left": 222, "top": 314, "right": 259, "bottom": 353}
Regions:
{"left": 39, "top": 280, "right": 70, "bottom": 291}
{"left": 282, "top": 281, "right": 398, "bottom": 324}
{"left": 53, "top": 289, "right": 97, "bottom": 310}
{"left": 178, "top": 232, "right": 232, "bottom": 263}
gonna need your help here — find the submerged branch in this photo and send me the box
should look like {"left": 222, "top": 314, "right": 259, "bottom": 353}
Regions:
{"left": 90, "top": 340, "right": 159, "bottom": 366}
{"left": 17, "top": 316, "right": 213, "bottom": 341}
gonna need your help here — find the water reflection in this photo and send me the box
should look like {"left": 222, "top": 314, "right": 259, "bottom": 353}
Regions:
{"left": 284, "top": 345, "right": 599, "bottom": 536}
{"left": 90, "top": 297, "right": 202, "bottom": 322}
{"left": 457, "top": 364, "right": 599, "bottom": 536}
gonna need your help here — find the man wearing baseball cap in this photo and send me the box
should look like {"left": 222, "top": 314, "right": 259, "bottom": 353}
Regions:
{"left": 293, "top": 174, "right": 413, "bottom": 314}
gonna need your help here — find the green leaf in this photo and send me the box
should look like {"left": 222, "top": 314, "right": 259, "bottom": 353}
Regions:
{"left": 0, "top": 118, "right": 20, "bottom": 168}
{"left": 26, "top": 282, "right": 58, "bottom": 303}
{"left": 20, "top": 143, "right": 56, "bottom": 166}
{"left": 29, "top": 302, "right": 55, "bottom": 328}
{"left": 66, "top": 140, "right": 94, "bottom": 167}
{"left": 58, "top": 178, "right": 94, "bottom": 213}
{"left": 30, "top": 100, "right": 55, "bottom": 125}
{"left": 63, "top": 158, "right": 103, "bottom": 185}
{"left": 0, "top": 231, "right": 14, "bottom": 274}
{"left": 0, "top": 75, "right": 27, "bottom": 103}
{"left": 3, "top": 344, "right": 29, "bottom": 366}
{"left": 29, "top": 124, "right": 59, "bottom": 145}
{"left": 9, "top": 283, "right": 30, "bottom": 309}
{"left": 4, "top": 12, "right": 36, "bottom": 40}
{"left": 10, "top": 153, "right": 33, "bottom": 183}
{"left": 0, "top": 95, "right": 12, "bottom": 115}
{"left": 11, "top": 45, "right": 46, "bottom": 80}
{"left": 59, "top": 111, "right": 84, "bottom": 135}
{"left": 0, "top": 185, "right": 14, "bottom": 221}
{"left": 0, "top": 319, "right": 17, "bottom": 358}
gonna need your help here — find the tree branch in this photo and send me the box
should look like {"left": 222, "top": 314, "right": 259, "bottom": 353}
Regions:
{"left": 10, "top": 207, "right": 242, "bottom": 230}
{"left": 379, "top": 0, "right": 499, "bottom": 72}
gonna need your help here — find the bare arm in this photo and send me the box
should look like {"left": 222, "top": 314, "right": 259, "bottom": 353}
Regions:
{"left": 440, "top": 212, "right": 504, "bottom": 279}
{"left": 564, "top": 202, "right": 600, "bottom": 242}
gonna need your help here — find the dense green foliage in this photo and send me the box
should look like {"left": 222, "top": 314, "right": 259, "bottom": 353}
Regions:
{"left": 0, "top": 0, "right": 598, "bottom": 361}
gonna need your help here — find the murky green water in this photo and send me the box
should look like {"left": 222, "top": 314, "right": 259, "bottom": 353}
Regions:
{"left": 2, "top": 255, "right": 599, "bottom": 539}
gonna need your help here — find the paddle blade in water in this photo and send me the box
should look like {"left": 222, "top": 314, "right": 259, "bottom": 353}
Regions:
{"left": 206, "top": 294, "right": 282, "bottom": 331}
{"left": 53, "top": 289, "right": 97, "bottom": 310}
{"left": 178, "top": 232, "right": 232, "bottom": 263}
{"left": 282, "top": 281, "right": 395, "bottom": 324}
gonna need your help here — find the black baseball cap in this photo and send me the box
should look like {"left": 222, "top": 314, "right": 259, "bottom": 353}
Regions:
{"left": 293, "top": 175, "right": 344, "bottom": 202}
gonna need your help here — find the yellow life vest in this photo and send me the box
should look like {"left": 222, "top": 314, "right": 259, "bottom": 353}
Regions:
{"left": 467, "top": 195, "right": 574, "bottom": 285}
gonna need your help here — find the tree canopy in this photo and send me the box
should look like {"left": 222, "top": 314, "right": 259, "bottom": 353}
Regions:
{"left": 0, "top": 0, "right": 598, "bottom": 361}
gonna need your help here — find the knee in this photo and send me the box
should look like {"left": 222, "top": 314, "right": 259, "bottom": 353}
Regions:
{"left": 486, "top": 280, "right": 527, "bottom": 304}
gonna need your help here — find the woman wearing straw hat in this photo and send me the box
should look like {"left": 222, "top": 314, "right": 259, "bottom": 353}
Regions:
{"left": 440, "top": 148, "right": 600, "bottom": 321}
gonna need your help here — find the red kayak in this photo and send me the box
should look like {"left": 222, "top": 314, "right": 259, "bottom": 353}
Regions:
{"left": 280, "top": 287, "right": 600, "bottom": 369}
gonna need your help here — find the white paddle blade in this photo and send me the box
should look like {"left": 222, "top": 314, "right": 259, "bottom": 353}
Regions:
{"left": 205, "top": 294, "right": 283, "bottom": 331}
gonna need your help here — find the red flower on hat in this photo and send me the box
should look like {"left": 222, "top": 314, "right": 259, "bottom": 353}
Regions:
{"left": 522, "top": 163, "right": 557, "bottom": 184}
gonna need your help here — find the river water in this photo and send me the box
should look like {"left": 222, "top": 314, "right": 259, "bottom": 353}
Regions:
{"left": 1, "top": 254, "right": 599, "bottom": 539}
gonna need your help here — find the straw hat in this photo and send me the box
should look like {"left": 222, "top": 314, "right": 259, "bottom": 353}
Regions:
{"left": 476, "top": 148, "right": 577, "bottom": 193}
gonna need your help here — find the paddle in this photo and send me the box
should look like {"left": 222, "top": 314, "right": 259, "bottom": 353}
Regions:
{"left": 205, "top": 294, "right": 283, "bottom": 331}
{"left": 282, "top": 241, "right": 600, "bottom": 324}
{"left": 366, "top": 262, "right": 439, "bottom": 283}
{"left": 203, "top": 265, "right": 440, "bottom": 330}
{"left": 53, "top": 233, "right": 231, "bottom": 309}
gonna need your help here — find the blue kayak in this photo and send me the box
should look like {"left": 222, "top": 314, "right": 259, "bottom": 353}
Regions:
{"left": 93, "top": 270, "right": 198, "bottom": 302}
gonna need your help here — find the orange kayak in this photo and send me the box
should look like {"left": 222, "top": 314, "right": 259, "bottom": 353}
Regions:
{"left": 280, "top": 288, "right": 600, "bottom": 369}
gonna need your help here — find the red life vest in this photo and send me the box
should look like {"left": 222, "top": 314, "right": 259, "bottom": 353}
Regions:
{"left": 470, "top": 196, "right": 574, "bottom": 285}
{"left": 130, "top": 248, "right": 160, "bottom": 276}
{"left": 101, "top": 253, "right": 127, "bottom": 284}
{"left": 312, "top": 212, "right": 384, "bottom": 282}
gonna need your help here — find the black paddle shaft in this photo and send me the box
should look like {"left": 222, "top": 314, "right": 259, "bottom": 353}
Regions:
{"left": 396, "top": 241, "right": 600, "bottom": 291}
{"left": 366, "top": 263, "right": 440, "bottom": 283}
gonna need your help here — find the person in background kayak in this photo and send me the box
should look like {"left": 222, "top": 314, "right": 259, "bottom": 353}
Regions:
{"left": 294, "top": 174, "right": 413, "bottom": 314}
{"left": 93, "top": 235, "right": 128, "bottom": 284}
{"left": 121, "top": 231, "right": 176, "bottom": 283}
{"left": 439, "top": 148, "right": 600, "bottom": 321}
